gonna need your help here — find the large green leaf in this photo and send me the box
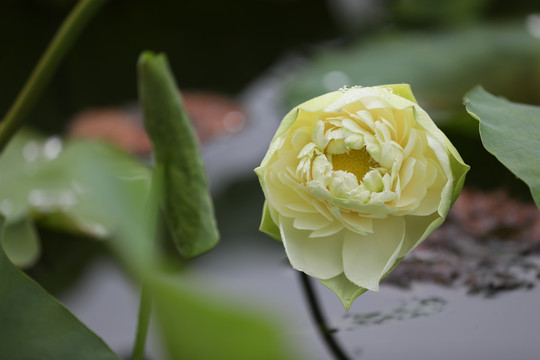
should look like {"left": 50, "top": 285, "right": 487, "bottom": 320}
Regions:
{"left": 0, "top": 131, "right": 151, "bottom": 233}
{"left": 152, "top": 276, "right": 292, "bottom": 360}
{"left": 0, "top": 131, "right": 73, "bottom": 225}
{"left": 0, "top": 129, "right": 294, "bottom": 360}
{"left": 0, "top": 216, "right": 120, "bottom": 360}
{"left": 2, "top": 217, "right": 40, "bottom": 268}
{"left": 66, "top": 141, "right": 156, "bottom": 276}
{"left": 138, "top": 52, "right": 219, "bottom": 259}
{"left": 464, "top": 86, "right": 540, "bottom": 207}
{"left": 0, "top": 131, "right": 153, "bottom": 271}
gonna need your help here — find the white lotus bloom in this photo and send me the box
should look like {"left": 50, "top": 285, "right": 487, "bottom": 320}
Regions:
{"left": 255, "top": 84, "right": 469, "bottom": 309}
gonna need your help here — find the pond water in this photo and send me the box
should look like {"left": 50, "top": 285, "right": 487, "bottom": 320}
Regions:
{"left": 59, "top": 233, "right": 540, "bottom": 360}
{"left": 193, "top": 239, "right": 540, "bottom": 360}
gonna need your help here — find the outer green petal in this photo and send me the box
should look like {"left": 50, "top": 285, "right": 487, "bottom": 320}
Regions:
{"left": 384, "top": 83, "right": 418, "bottom": 104}
{"left": 259, "top": 201, "right": 281, "bottom": 241}
{"left": 320, "top": 255, "right": 406, "bottom": 311}
{"left": 319, "top": 273, "right": 368, "bottom": 311}
{"left": 412, "top": 107, "right": 470, "bottom": 209}
{"left": 399, "top": 213, "right": 443, "bottom": 257}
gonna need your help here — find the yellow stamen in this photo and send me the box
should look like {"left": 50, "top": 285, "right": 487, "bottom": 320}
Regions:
{"left": 331, "top": 149, "right": 376, "bottom": 180}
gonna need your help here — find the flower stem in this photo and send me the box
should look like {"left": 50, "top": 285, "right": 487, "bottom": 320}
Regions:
{"left": 132, "top": 281, "right": 152, "bottom": 360}
{"left": 299, "top": 272, "right": 350, "bottom": 360}
{"left": 0, "top": 0, "right": 108, "bottom": 153}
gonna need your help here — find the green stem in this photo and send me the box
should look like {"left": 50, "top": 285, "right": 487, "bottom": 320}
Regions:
{"left": 0, "top": 0, "right": 109, "bottom": 152}
{"left": 132, "top": 281, "right": 152, "bottom": 360}
{"left": 299, "top": 272, "right": 350, "bottom": 360}
{"left": 131, "top": 163, "right": 164, "bottom": 360}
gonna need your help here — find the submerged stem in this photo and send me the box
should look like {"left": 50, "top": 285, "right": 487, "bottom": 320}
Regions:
{"left": 299, "top": 272, "right": 350, "bottom": 360}
{"left": 0, "top": 0, "right": 108, "bottom": 152}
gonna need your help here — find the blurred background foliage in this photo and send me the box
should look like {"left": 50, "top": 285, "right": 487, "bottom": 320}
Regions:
{"left": 0, "top": 0, "right": 540, "bottom": 132}
{"left": 0, "top": 0, "right": 337, "bottom": 134}
{"left": 2, "top": 0, "right": 538, "bottom": 131}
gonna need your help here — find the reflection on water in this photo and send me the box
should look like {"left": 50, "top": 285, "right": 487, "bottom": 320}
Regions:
{"left": 335, "top": 284, "right": 540, "bottom": 360}
{"left": 339, "top": 297, "right": 446, "bottom": 329}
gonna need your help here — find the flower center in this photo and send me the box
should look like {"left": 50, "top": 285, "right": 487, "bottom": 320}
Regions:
{"left": 331, "top": 149, "right": 376, "bottom": 180}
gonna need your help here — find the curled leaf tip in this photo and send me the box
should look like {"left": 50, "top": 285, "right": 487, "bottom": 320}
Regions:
{"left": 138, "top": 52, "right": 219, "bottom": 259}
